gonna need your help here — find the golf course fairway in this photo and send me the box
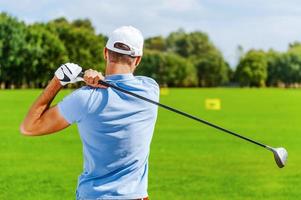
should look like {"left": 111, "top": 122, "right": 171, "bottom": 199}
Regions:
{"left": 0, "top": 88, "right": 299, "bottom": 199}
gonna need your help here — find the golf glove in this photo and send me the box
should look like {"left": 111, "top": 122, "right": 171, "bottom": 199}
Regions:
{"left": 55, "top": 63, "right": 83, "bottom": 86}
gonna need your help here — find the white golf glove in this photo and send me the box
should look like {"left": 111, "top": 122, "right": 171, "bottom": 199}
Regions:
{"left": 55, "top": 63, "right": 83, "bottom": 86}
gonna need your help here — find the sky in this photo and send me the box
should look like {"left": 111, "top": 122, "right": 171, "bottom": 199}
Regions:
{"left": 1, "top": 0, "right": 301, "bottom": 66}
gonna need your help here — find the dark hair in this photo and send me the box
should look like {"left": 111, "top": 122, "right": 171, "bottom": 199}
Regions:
{"left": 107, "top": 42, "right": 136, "bottom": 65}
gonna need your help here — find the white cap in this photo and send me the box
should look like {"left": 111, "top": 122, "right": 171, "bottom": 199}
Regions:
{"left": 106, "top": 26, "right": 144, "bottom": 57}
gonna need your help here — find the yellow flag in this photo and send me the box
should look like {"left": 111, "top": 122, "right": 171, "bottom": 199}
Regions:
{"left": 205, "top": 98, "right": 221, "bottom": 110}
{"left": 160, "top": 87, "right": 170, "bottom": 96}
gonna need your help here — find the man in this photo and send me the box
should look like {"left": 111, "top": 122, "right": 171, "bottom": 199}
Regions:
{"left": 20, "top": 26, "right": 159, "bottom": 200}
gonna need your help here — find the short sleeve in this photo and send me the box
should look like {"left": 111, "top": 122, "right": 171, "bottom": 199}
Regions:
{"left": 58, "top": 86, "right": 93, "bottom": 124}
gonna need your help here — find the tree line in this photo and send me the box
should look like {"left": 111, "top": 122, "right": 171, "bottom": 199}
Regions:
{"left": 1, "top": 12, "right": 301, "bottom": 88}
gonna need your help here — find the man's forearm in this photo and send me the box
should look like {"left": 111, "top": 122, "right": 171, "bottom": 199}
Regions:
{"left": 20, "top": 77, "right": 62, "bottom": 133}
{"left": 37, "top": 77, "right": 62, "bottom": 107}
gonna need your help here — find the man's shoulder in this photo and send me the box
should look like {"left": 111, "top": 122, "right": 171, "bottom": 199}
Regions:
{"left": 66, "top": 86, "right": 102, "bottom": 104}
{"left": 135, "top": 76, "right": 159, "bottom": 88}
{"left": 71, "top": 86, "right": 94, "bottom": 96}
{"left": 134, "top": 76, "right": 159, "bottom": 101}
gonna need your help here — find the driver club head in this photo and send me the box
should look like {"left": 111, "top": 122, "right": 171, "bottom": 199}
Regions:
{"left": 269, "top": 147, "right": 288, "bottom": 168}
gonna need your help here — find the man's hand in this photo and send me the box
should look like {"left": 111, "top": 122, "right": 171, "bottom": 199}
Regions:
{"left": 55, "top": 63, "right": 83, "bottom": 86}
{"left": 84, "top": 69, "right": 107, "bottom": 88}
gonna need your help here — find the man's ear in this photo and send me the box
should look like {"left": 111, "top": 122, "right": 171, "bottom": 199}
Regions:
{"left": 103, "top": 47, "right": 108, "bottom": 60}
{"left": 134, "top": 56, "right": 142, "bottom": 66}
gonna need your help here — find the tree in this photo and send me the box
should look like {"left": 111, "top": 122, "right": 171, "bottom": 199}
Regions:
{"left": 279, "top": 52, "right": 301, "bottom": 86}
{"left": 72, "top": 19, "right": 95, "bottom": 32}
{"left": 266, "top": 46, "right": 301, "bottom": 87}
{"left": 286, "top": 44, "right": 301, "bottom": 85}
{"left": 47, "top": 18, "right": 106, "bottom": 72}
{"left": 0, "top": 13, "right": 28, "bottom": 88}
{"left": 23, "top": 24, "right": 68, "bottom": 87}
{"left": 289, "top": 41, "right": 301, "bottom": 50}
{"left": 235, "top": 50, "right": 268, "bottom": 87}
{"left": 137, "top": 50, "right": 197, "bottom": 87}
{"left": 144, "top": 36, "right": 166, "bottom": 51}
{"left": 266, "top": 50, "right": 282, "bottom": 86}
{"left": 164, "top": 53, "right": 197, "bottom": 87}
{"left": 166, "top": 30, "right": 216, "bottom": 58}
{"left": 194, "top": 53, "right": 230, "bottom": 87}
{"left": 166, "top": 30, "right": 230, "bottom": 86}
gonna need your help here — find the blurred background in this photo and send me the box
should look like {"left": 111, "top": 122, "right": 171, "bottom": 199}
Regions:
{"left": 1, "top": 0, "right": 301, "bottom": 88}
{"left": 0, "top": 0, "right": 300, "bottom": 199}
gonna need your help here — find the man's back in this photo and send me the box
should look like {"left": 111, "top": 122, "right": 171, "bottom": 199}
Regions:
{"left": 58, "top": 74, "right": 159, "bottom": 199}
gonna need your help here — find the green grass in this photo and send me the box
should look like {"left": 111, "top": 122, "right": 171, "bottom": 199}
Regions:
{"left": 0, "top": 88, "right": 300, "bottom": 199}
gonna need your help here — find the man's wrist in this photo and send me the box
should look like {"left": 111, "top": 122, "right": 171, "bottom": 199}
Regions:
{"left": 42, "top": 76, "right": 63, "bottom": 96}
{"left": 52, "top": 76, "right": 64, "bottom": 88}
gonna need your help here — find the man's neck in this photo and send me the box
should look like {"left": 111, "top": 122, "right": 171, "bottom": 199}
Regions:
{"left": 105, "top": 63, "right": 133, "bottom": 76}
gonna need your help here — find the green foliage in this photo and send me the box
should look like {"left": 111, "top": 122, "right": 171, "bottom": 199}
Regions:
{"left": 166, "top": 30, "right": 230, "bottom": 87}
{"left": 193, "top": 53, "right": 230, "bottom": 87}
{"left": 164, "top": 53, "right": 197, "bottom": 87}
{"left": 266, "top": 50, "right": 282, "bottom": 86}
{"left": 136, "top": 50, "right": 165, "bottom": 83}
{"left": 0, "top": 14, "right": 107, "bottom": 88}
{"left": 145, "top": 36, "right": 167, "bottom": 51}
{"left": 47, "top": 18, "right": 106, "bottom": 72}
{"left": 137, "top": 50, "right": 197, "bottom": 87}
{"left": 166, "top": 30, "right": 216, "bottom": 58}
{"left": 235, "top": 50, "right": 268, "bottom": 87}
{"left": 2, "top": 12, "right": 301, "bottom": 88}
{"left": 286, "top": 45, "right": 301, "bottom": 84}
{"left": 0, "top": 13, "right": 27, "bottom": 88}
{"left": 72, "top": 19, "right": 95, "bottom": 31}
{"left": 23, "top": 24, "right": 68, "bottom": 87}
{"left": 0, "top": 13, "right": 230, "bottom": 88}
{"left": 266, "top": 47, "right": 301, "bottom": 87}
{"left": 278, "top": 52, "right": 301, "bottom": 85}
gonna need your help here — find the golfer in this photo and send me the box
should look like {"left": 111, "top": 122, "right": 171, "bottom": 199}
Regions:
{"left": 20, "top": 26, "right": 159, "bottom": 200}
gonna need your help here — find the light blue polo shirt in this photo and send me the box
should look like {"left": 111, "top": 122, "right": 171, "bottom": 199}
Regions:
{"left": 58, "top": 74, "right": 159, "bottom": 200}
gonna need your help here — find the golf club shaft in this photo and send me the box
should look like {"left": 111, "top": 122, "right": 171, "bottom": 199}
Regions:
{"left": 96, "top": 79, "right": 267, "bottom": 149}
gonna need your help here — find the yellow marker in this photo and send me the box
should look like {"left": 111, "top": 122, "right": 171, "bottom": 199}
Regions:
{"left": 160, "top": 87, "right": 169, "bottom": 96}
{"left": 205, "top": 98, "right": 221, "bottom": 110}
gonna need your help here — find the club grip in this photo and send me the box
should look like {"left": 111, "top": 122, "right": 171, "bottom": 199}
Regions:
{"left": 78, "top": 71, "right": 85, "bottom": 78}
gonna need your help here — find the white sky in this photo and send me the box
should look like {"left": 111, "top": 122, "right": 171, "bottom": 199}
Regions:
{"left": 1, "top": 0, "right": 301, "bottom": 66}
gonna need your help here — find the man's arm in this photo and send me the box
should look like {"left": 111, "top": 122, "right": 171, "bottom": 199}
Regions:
{"left": 20, "top": 65, "right": 105, "bottom": 136}
{"left": 20, "top": 77, "right": 69, "bottom": 136}
{"left": 20, "top": 63, "right": 84, "bottom": 136}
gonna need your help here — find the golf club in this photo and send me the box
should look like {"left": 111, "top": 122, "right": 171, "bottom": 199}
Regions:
{"left": 78, "top": 72, "right": 288, "bottom": 168}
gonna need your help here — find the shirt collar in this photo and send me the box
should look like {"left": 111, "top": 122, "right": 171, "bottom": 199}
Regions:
{"left": 105, "top": 73, "right": 135, "bottom": 82}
